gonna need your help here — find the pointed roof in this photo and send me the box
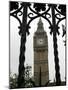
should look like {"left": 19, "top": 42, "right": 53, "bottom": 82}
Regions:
{"left": 34, "top": 17, "right": 47, "bottom": 38}
{"left": 37, "top": 17, "right": 44, "bottom": 32}
{"left": 38, "top": 17, "right": 43, "bottom": 26}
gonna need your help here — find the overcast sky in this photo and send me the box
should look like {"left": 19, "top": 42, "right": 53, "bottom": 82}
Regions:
{"left": 10, "top": 4, "right": 66, "bottom": 82}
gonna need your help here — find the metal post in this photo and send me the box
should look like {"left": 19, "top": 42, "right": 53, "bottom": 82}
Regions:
{"left": 51, "top": 5, "right": 61, "bottom": 85}
{"left": 18, "top": 3, "right": 28, "bottom": 88}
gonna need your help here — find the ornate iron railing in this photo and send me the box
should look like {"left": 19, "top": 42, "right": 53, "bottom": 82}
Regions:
{"left": 10, "top": 1, "right": 66, "bottom": 87}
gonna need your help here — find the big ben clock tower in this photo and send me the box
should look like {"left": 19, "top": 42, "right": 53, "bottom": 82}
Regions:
{"left": 33, "top": 18, "right": 49, "bottom": 86}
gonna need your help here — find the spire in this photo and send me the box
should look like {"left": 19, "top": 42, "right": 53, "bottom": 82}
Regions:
{"left": 38, "top": 17, "right": 43, "bottom": 26}
{"left": 37, "top": 17, "right": 44, "bottom": 32}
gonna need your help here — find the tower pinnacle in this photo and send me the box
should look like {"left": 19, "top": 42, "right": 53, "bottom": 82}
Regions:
{"left": 37, "top": 17, "right": 44, "bottom": 32}
{"left": 38, "top": 17, "right": 43, "bottom": 25}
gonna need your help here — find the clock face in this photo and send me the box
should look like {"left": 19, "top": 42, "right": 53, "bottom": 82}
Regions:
{"left": 37, "top": 38, "right": 44, "bottom": 45}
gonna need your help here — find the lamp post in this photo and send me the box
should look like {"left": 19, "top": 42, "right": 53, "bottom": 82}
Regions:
{"left": 10, "top": 2, "right": 66, "bottom": 87}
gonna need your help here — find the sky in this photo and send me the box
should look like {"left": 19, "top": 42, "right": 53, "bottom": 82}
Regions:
{"left": 10, "top": 3, "right": 66, "bottom": 82}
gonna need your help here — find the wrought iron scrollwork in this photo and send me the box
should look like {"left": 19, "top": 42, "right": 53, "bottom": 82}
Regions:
{"left": 10, "top": 2, "right": 23, "bottom": 34}
{"left": 10, "top": 2, "right": 66, "bottom": 87}
{"left": 27, "top": 4, "right": 52, "bottom": 34}
{"left": 54, "top": 5, "right": 66, "bottom": 26}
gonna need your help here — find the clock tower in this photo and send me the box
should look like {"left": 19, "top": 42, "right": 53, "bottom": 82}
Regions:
{"left": 33, "top": 18, "right": 49, "bottom": 86}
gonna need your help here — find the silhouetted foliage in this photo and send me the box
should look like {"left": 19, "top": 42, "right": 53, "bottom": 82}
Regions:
{"left": 25, "top": 65, "right": 32, "bottom": 79}
{"left": 58, "top": 5, "right": 66, "bottom": 16}
{"left": 24, "top": 78, "right": 35, "bottom": 88}
{"left": 33, "top": 3, "right": 46, "bottom": 12}
{"left": 24, "top": 65, "right": 35, "bottom": 87}
{"left": 10, "top": 66, "right": 35, "bottom": 88}
{"left": 10, "top": 1, "right": 19, "bottom": 11}
{"left": 9, "top": 73, "right": 18, "bottom": 89}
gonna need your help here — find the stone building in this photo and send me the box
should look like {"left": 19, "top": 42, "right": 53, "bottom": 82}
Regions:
{"left": 33, "top": 18, "right": 49, "bottom": 86}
